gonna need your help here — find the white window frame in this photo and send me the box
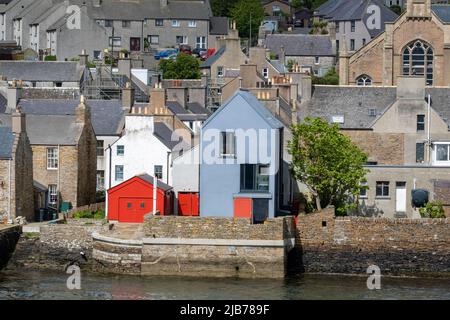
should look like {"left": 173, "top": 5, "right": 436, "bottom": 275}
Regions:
{"left": 172, "top": 20, "right": 180, "bottom": 28}
{"left": 117, "top": 145, "right": 125, "bottom": 156}
{"left": 115, "top": 165, "right": 124, "bottom": 181}
{"left": 46, "top": 147, "right": 58, "bottom": 170}
{"left": 109, "top": 36, "right": 121, "bottom": 47}
{"left": 314, "top": 56, "right": 320, "bottom": 65}
{"left": 262, "top": 67, "right": 269, "bottom": 79}
{"left": 188, "top": 20, "right": 197, "bottom": 28}
{"left": 149, "top": 35, "right": 159, "bottom": 45}
{"left": 154, "top": 165, "right": 163, "bottom": 179}
{"left": 176, "top": 35, "right": 188, "bottom": 45}
{"left": 220, "top": 131, "right": 236, "bottom": 158}
{"left": 433, "top": 143, "right": 450, "bottom": 166}
{"left": 48, "top": 184, "right": 58, "bottom": 205}
{"left": 196, "top": 36, "right": 206, "bottom": 49}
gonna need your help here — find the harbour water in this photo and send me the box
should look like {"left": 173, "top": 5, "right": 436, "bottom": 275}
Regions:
{"left": 0, "top": 269, "right": 449, "bottom": 300}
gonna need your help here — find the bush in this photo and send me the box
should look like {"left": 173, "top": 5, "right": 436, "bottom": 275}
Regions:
{"left": 419, "top": 201, "right": 446, "bottom": 218}
{"left": 44, "top": 55, "right": 57, "bottom": 61}
{"left": 73, "top": 209, "right": 105, "bottom": 220}
{"left": 312, "top": 67, "right": 339, "bottom": 85}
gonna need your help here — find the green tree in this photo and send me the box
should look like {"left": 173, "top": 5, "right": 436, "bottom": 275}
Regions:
{"left": 288, "top": 117, "right": 369, "bottom": 214}
{"left": 230, "top": 0, "right": 265, "bottom": 40}
{"left": 291, "top": 0, "right": 303, "bottom": 10}
{"left": 211, "top": 0, "right": 238, "bottom": 17}
{"left": 312, "top": 67, "right": 339, "bottom": 85}
{"left": 419, "top": 201, "right": 446, "bottom": 218}
{"left": 159, "top": 53, "right": 201, "bottom": 80}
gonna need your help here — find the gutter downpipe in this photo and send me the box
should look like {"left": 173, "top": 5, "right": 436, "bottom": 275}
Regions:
{"left": 57, "top": 144, "right": 60, "bottom": 213}
{"left": 427, "top": 94, "right": 431, "bottom": 165}
{"left": 106, "top": 144, "right": 112, "bottom": 221}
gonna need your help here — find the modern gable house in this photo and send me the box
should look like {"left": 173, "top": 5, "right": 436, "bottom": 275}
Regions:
{"left": 0, "top": 109, "right": 33, "bottom": 222}
{"left": 300, "top": 76, "right": 450, "bottom": 218}
{"left": 200, "top": 90, "right": 287, "bottom": 220}
{"left": 315, "top": 0, "right": 398, "bottom": 52}
{"left": 264, "top": 34, "right": 336, "bottom": 77}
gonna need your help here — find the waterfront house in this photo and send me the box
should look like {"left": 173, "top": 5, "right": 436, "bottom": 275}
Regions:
{"left": 300, "top": 76, "right": 450, "bottom": 218}
{"left": 0, "top": 95, "right": 97, "bottom": 211}
{"left": 0, "top": 108, "right": 34, "bottom": 222}
{"left": 107, "top": 173, "right": 174, "bottom": 223}
{"left": 104, "top": 112, "right": 189, "bottom": 191}
{"left": 200, "top": 90, "right": 292, "bottom": 220}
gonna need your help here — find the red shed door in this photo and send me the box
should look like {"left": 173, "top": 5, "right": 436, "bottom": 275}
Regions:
{"left": 119, "top": 197, "right": 152, "bottom": 223}
{"left": 178, "top": 192, "right": 199, "bottom": 216}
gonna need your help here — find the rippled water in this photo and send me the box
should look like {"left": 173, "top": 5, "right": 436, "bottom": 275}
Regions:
{"left": 0, "top": 269, "right": 449, "bottom": 300}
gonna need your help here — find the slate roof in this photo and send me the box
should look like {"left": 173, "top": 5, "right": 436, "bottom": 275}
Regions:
{"left": 154, "top": 121, "right": 189, "bottom": 150}
{"left": 265, "top": 34, "right": 334, "bottom": 56}
{"left": 301, "top": 85, "right": 450, "bottom": 130}
{"left": 0, "top": 61, "right": 84, "bottom": 82}
{"left": 203, "top": 90, "right": 284, "bottom": 129}
{"left": 138, "top": 174, "right": 173, "bottom": 191}
{"left": 432, "top": 5, "right": 450, "bottom": 23}
{"left": 17, "top": 99, "right": 124, "bottom": 136}
{"left": 85, "top": 0, "right": 212, "bottom": 21}
{"left": 0, "top": 114, "right": 82, "bottom": 145}
{"left": 315, "top": 0, "right": 398, "bottom": 37}
{"left": 210, "top": 16, "right": 229, "bottom": 35}
{"left": 201, "top": 46, "right": 226, "bottom": 68}
{"left": 0, "top": 126, "right": 14, "bottom": 159}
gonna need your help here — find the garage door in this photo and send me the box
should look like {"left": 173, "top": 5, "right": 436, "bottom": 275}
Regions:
{"left": 119, "top": 197, "right": 152, "bottom": 223}
{"left": 178, "top": 192, "right": 199, "bottom": 216}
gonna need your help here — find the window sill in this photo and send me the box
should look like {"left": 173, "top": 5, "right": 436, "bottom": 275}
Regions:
{"left": 375, "top": 197, "right": 391, "bottom": 200}
{"left": 47, "top": 168, "right": 58, "bottom": 171}
{"left": 234, "top": 192, "right": 272, "bottom": 199}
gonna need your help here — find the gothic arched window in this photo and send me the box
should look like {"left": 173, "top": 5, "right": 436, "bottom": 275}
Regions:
{"left": 356, "top": 75, "right": 372, "bottom": 86}
{"left": 402, "top": 40, "right": 434, "bottom": 85}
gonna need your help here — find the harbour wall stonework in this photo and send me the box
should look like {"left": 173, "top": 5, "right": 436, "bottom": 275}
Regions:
{"left": 292, "top": 207, "right": 450, "bottom": 276}
{"left": 0, "top": 226, "right": 21, "bottom": 270}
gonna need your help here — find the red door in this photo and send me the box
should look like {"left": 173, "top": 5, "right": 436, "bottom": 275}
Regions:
{"left": 178, "top": 193, "right": 199, "bottom": 216}
{"left": 119, "top": 197, "right": 152, "bottom": 223}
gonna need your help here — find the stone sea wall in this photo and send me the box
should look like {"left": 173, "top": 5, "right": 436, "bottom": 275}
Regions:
{"left": 293, "top": 207, "right": 450, "bottom": 276}
{"left": 0, "top": 226, "right": 21, "bottom": 270}
{"left": 9, "top": 220, "right": 107, "bottom": 271}
{"left": 92, "top": 215, "right": 297, "bottom": 278}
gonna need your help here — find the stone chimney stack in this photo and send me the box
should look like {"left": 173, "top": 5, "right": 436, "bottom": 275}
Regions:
{"left": 279, "top": 46, "right": 285, "bottom": 65}
{"left": 7, "top": 80, "right": 22, "bottom": 113}
{"left": 122, "top": 82, "right": 135, "bottom": 111}
{"left": 338, "top": 35, "right": 350, "bottom": 85}
{"left": 75, "top": 95, "right": 91, "bottom": 124}
{"left": 79, "top": 49, "right": 89, "bottom": 67}
{"left": 150, "top": 83, "right": 167, "bottom": 114}
{"left": 11, "top": 106, "right": 26, "bottom": 134}
{"left": 406, "top": 0, "right": 431, "bottom": 18}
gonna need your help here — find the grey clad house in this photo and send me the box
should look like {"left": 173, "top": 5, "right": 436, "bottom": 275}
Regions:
{"left": 264, "top": 34, "right": 336, "bottom": 76}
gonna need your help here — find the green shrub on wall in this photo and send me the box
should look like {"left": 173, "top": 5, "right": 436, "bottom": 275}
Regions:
{"left": 419, "top": 201, "right": 446, "bottom": 219}
{"left": 44, "top": 55, "right": 57, "bottom": 61}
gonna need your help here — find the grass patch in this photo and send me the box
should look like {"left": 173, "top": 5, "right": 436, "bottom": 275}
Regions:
{"left": 23, "top": 232, "right": 40, "bottom": 239}
{"left": 73, "top": 209, "right": 105, "bottom": 220}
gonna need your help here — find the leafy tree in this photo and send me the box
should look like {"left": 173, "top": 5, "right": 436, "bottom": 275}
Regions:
{"left": 288, "top": 117, "right": 369, "bottom": 215}
{"left": 419, "top": 201, "right": 446, "bottom": 218}
{"left": 312, "top": 67, "right": 339, "bottom": 85}
{"left": 230, "top": 0, "right": 265, "bottom": 40}
{"left": 159, "top": 53, "right": 201, "bottom": 80}
{"left": 211, "top": 0, "right": 238, "bottom": 17}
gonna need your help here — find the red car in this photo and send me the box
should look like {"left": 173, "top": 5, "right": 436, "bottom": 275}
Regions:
{"left": 179, "top": 44, "right": 192, "bottom": 55}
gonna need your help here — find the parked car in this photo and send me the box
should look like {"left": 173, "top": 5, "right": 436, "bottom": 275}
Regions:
{"left": 155, "top": 48, "right": 179, "bottom": 60}
{"left": 179, "top": 44, "right": 192, "bottom": 55}
{"left": 193, "top": 47, "right": 207, "bottom": 57}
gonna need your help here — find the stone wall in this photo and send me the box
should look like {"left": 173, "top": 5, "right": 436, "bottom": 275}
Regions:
{"left": 0, "top": 226, "right": 21, "bottom": 270}
{"left": 92, "top": 215, "right": 297, "bottom": 278}
{"left": 9, "top": 220, "right": 107, "bottom": 271}
{"left": 20, "top": 88, "right": 80, "bottom": 100}
{"left": 293, "top": 207, "right": 450, "bottom": 276}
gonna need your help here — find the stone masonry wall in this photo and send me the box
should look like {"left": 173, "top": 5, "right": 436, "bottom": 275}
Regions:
{"left": 0, "top": 226, "right": 21, "bottom": 270}
{"left": 10, "top": 220, "right": 107, "bottom": 271}
{"left": 293, "top": 208, "right": 450, "bottom": 276}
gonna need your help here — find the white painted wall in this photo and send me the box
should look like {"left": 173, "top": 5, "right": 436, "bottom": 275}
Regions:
{"left": 104, "top": 115, "right": 173, "bottom": 190}
{"left": 131, "top": 69, "right": 148, "bottom": 85}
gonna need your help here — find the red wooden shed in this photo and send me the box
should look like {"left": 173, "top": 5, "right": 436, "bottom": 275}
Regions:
{"left": 107, "top": 174, "right": 174, "bottom": 223}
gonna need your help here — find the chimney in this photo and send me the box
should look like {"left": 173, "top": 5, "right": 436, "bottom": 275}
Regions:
{"left": 122, "top": 82, "right": 135, "bottom": 111}
{"left": 118, "top": 57, "right": 131, "bottom": 78}
{"left": 300, "top": 74, "right": 312, "bottom": 102}
{"left": 7, "top": 81, "right": 22, "bottom": 113}
{"left": 75, "top": 95, "right": 91, "bottom": 124}
{"left": 79, "top": 49, "right": 89, "bottom": 67}
{"left": 279, "top": 46, "right": 285, "bottom": 65}
{"left": 150, "top": 83, "right": 166, "bottom": 112}
{"left": 11, "top": 106, "right": 26, "bottom": 134}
